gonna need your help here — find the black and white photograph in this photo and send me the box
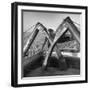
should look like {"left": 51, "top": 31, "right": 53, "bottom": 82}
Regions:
{"left": 22, "top": 11, "right": 80, "bottom": 77}
{"left": 11, "top": 2, "right": 88, "bottom": 87}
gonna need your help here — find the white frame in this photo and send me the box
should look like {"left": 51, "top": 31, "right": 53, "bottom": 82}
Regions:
{"left": 18, "top": 5, "right": 85, "bottom": 84}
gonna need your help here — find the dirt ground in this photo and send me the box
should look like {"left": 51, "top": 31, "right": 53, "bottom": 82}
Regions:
{"left": 22, "top": 55, "right": 80, "bottom": 77}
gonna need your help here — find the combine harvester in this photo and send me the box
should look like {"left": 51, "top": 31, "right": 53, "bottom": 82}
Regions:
{"left": 23, "top": 16, "right": 80, "bottom": 77}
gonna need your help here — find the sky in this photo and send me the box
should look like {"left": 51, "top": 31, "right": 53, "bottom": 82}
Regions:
{"left": 23, "top": 11, "right": 81, "bottom": 32}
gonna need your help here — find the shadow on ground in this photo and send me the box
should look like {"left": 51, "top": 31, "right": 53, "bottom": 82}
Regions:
{"left": 23, "top": 54, "right": 80, "bottom": 77}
